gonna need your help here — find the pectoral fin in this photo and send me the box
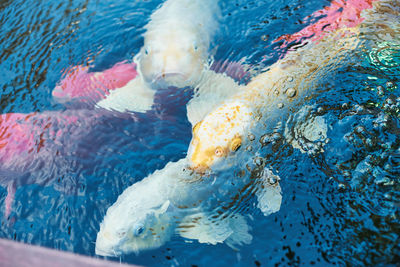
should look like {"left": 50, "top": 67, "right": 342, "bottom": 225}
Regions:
{"left": 177, "top": 212, "right": 252, "bottom": 248}
{"left": 96, "top": 76, "right": 155, "bottom": 113}
{"left": 225, "top": 214, "right": 252, "bottom": 249}
{"left": 186, "top": 69, "right": 244, "bottom": 126}
{"left": 256, "top": 169, "right": 282, "bottom": 216}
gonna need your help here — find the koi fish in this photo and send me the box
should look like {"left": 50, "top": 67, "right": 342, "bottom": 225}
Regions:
{"left": 52, "top": 62, "right": 138, "bottom": 106}
{"left": 95, "top": 0, "right": 389, "bottom": 256}
{"left": 0, "top": 110, "right": 102, "bottom": 218}
{"left": 54, "top": 0, "right": 246, "bottom": 115}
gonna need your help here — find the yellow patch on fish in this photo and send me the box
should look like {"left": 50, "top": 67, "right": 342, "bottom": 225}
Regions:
{"left": 188, "top": 101, "right": 252, "bottom": 172}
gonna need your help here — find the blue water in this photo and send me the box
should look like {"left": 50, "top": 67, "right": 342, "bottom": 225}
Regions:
{"left": 0, "top": 0, "right": 399, "bottom": 266}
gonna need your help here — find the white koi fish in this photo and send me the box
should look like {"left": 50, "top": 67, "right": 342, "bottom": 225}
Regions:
{"left": 95, "top": 0, "right": 392, "bottom": 256}
{"left": 95, "top": 157, "right": 281, "bottom": 256}
{"left": 96, "top": 28, "right": 360, "bottom": 257}
{"left": 97, "top": 0, "right": 243, "bottom": 116}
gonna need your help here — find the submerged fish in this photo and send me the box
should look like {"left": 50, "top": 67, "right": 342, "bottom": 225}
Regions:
{"left": 97, "top": 0, "right": 246, "bottom": 114}
{"left": 0, "top": 110, "right": 103, "bottom": 218}
{"left": 52, "top": 62, "right": 138, "bottom": 106}
{"left": 95, "top": 0, "right": 390, "bottom": 256}
{"left": 54, "top": 0, "right": 245, "bottom": 115}
{"left": 274, "top": 0, "right": 380, "bottom": 46}
{"left": 137, "top": 0, "right": 220, "bottom": 89}
{"left": 95, "top": 158, "right": 281, "bottom": 256}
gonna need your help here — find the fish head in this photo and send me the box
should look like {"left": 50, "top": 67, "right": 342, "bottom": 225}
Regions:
{"left": 187, "top": 101, "right": 252, "bottom": 173}
{"left": 138, "top": 29, "right": 206, "bottom": 88}
{"left": 95, "top": 196, "right": 173, "bottom": 257}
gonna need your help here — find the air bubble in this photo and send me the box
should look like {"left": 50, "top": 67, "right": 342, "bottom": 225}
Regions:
{"left": 271, "top": 132, "right": 282, "bottom": 141}
{"left": 306, "top": 142, "right": 316, "bottom": 151}
{"left": 386, "top": 81, "right": 394, "bottom": 89}
{"left": 274, "top": 90, "right": 279, "bottom": 96}
{"left": 261, "top": 34, "right": 269, "bottom": 41}
{"left": 342, "top": 170, "right": 351, "bottom": 177}
{"left": 286, "top": 88, "right": 297, "bottom": 98}
{"left": 248, "top": 133, "right": 255, "bottom": 141}
{"left": 365, "top": 138, "right": 373, "bottom": 147}
{"left": 298, "top": 137, "right": 306, "bottom": 146}
{"left": 246, "top": 145, "right": 253, "bottom": 152}
{"left": 377, "top": 85, "right": 385, "bottom": 96}
{"left": 259, "top": 134, "right": 270, "bottom": 145}
{"left": 375, "top": 177, "right": 393, "bottom": 186}
{"left": 277, "top": 103, "right": 284, "bottom": 109}
{"left": 389, "top": 154, "right": 400, "bottom": 166}
{"left": 355, "top": 125, "right": 365, "bottom": 134}
{"left": 254, "top": 157, "right": 264, "bottom": 166}
{"left": 385, "top": 98, "right": 394, "bottom": 105}
{"left": 268, "top": 175, "right": 279, "bottom": 185}
{"left": 384, "top": 163, "right": 391, "bottom": 171}
{"left": 338, "top": 183, "right": 346, "bottom": 190}
{"left": 384, "top": 193, "right": 392, "bottom": 200}
{"left": 354, "top": 104, "right": 365, "bottom": 113}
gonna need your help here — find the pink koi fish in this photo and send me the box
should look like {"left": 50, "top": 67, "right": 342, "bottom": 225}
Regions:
{"left": 52, "top": 62, "right": 138, "bottom": 105}
{"left": 0, "top": 110, "right": 102, "bottom": 219}
{"left": 274, "top": 0, "right": 379, "bottom": 47}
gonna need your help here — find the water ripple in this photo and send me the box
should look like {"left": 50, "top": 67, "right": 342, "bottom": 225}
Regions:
{"left": 0, "top": 0, "right": 399, "bottom": 266}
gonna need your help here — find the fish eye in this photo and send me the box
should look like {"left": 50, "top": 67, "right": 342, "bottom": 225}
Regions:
{"left": 230, "top": 137, "right": 242, "bottom": 152}
{"left": 133, "top": 225, "right": 145, "bottom": 237}
{"left": 215, "top": 147, "right": 225, "bottom": 157}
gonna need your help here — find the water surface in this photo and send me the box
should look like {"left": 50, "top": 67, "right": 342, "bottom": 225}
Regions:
{"left": 0, "top": 0, "right": 399, "bottom": 266}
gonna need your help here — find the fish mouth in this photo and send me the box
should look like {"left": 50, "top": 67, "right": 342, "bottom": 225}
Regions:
{"left": 95, "top": 233, "right": 123, "bottom": 257}
{"left": 153, "top": 72, "right": 188, "bottom": 87}
{"left": 95, "top": 246, "right": 118, "bottom": 257}
{"left": 187, "top": 161, "right": 214, "bottom": 176}
{"left": 188, "top": 153, "right": 215, "bottom": 175}
{"left": 188, "top": 165, "right": 208, "bottom": 175}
